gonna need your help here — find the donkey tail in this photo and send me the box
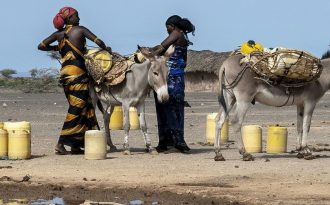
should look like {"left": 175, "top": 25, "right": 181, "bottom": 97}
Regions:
{"left": 217, "top": 64, "right": 228, "bottom": 115}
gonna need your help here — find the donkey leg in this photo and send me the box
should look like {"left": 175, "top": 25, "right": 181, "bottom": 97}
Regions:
{"left": 137, "top": 104, "right": 157, "bottom": 154}
{"left": 299, "top": 103, "right": 316, "bottom": 160}
{"left": 295, "top": 104, "right": 304, "bottom": 152}
{"left": 214, "top": 111, "right": 227, "bottom": 161}
{"left": 104, "top": 105, "right": 117, "bottom": 152}
{"left": 232, "top": 101, "right": 254, "bottom": 161}
{"left": 122, "top": 105, "right": 131, "bottom": 155}
{"left": 214, "top": 97, "right": 236, "bottom": 161}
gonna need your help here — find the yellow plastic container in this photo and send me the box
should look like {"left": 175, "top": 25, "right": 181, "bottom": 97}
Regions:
{"left": 86, "top": 49, "right": 112, "bottom": 73}
{"left": 8, "top": 129, "right": 31, "bottom": 160}
{"left": 242, "top": 125, "right": 262, "bottom": 153}
{"left": 4, "top": 121, "right": 31, "bottom": 160}
{"left": 0, "top": 129, "right": 8, "bottom": 157}
{"left": 129, "top": 107, "right": 140, "bottom": 130}
{"left": 109, "top": 106, "right": 123, "bottom": 130}
{"left": 0, "top": 122, "right": 3, "bottom": 129}
{"left": 3, "top": 121, "right": 31, "bottom": 132}
{"left": 240, "top": 41, "right": 264, "bottom": 55}
{"left": 205, "top": 113, "right": 229, "bottom": 145}
{"left": 84, "top": 130, "right": 107, "bottom": 160}
{"left": 134, "top": 51, "right": 146, "bottom": 63}
{"left": 267, "top": 126, "right": 287, "bottom": 153}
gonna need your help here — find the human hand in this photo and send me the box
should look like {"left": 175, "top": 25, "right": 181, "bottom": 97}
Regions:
{"left": 106, "top": 46, "right": 112, "bottom": 54}
{"left": 150, "top": 45, "right": 165, "bottom": 55}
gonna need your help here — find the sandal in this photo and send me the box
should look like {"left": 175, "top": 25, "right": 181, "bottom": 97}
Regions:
{"left": 155, "top": 145, "right": 168, "bottom": 153}
{"left": 175, "top": 144, "right": 191, "bottom": 153}
{"left": 71, "top": 147, "right": 84, "bottom": 155}
{"left": 55, "top": 144, "right": 70, "bottom": 155}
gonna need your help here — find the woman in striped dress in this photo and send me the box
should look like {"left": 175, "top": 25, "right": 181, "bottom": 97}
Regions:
{"left": 38, "top": 7, "right": 111, "bottom": 154}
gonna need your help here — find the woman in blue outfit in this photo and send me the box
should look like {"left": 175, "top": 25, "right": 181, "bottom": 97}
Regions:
{"left": 150, "top": 15, "right": 195, "bottom": 153}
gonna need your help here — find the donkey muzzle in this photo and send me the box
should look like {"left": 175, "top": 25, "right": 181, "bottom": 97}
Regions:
{"left": 156, "top": 85, "right": 169, "bottom": 103}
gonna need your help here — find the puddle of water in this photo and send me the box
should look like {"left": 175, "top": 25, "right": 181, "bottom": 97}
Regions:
{"left": 0, "top": 197, "right": 79, "bottom": 205}
{"left": 30, "top": 197, "right": 65, "bottom": 205}
{"left": 1, "top": 197, "right": 158, "bottom": 205}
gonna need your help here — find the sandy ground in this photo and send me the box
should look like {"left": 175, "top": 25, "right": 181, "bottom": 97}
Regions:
{"left": 1, "top": 90, "right": 330, "bottom": 205}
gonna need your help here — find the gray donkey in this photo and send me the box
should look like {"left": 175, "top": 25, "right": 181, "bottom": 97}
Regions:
{"left": 89, "top": 46, "right": 174, "bottom": 154}
{"left": 214, "top": 53, "right": 330, "bottom": 161}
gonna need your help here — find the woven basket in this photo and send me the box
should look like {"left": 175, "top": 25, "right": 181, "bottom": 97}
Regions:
{"left": 247, "top": 49, "right": 322, "bottom": 86}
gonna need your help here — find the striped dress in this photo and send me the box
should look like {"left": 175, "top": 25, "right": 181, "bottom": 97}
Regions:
{"left": 57, "top": 26, "right": 99, "bottom": 148}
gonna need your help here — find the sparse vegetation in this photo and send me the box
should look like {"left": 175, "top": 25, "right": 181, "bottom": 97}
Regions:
{"left": 0, "top": 68, "right": 17, "bottom": 78}
{"left": 0, "top": 68, "right": 62, "bottom": 93}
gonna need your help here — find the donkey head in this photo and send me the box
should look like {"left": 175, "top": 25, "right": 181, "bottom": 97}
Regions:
{"left": 138, "top": 46, "right": 175, "bottom": 103}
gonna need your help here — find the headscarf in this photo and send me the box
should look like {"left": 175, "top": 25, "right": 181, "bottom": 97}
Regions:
{"left": 53, "top": 7, "right": 77, "bottom": 30}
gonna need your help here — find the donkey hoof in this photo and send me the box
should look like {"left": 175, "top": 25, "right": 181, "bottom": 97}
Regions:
{"left": 151, "top": 150, "right": 159, "bottom": 155}
{"left": 303, "top": 153, "right": 316, "bottom": 160}
{"left": 123, "top": 150, "right": 131, "bottom": 155}
{"left": 214, "top": 154, "right": 226, "bottom": 161}
{"left": 242, "top": 153, "right": 254, "bottom": 161}
{"left": 296, "top": 152, "right": 304, "bottom": 159}
{"left": 109, "top": 146, "right": 118, "bottom": 152}
{"left": 145, "top": 147, "right": 153, "bottom": 153}
{"left": 239, "top": 147, "right": 246, "bottom": 155}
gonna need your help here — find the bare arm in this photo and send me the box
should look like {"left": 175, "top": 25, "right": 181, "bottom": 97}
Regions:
{"left": 161, "top": 30, "right": 183, "bottom": 49}
{"left": 38, "top": 32, "right": 59, "bottom": 51}
{"left": 150, "top": 30, "right": 183, "bottom": 55}
{"left": 82, "top": 26, "right": 110, "bottom": 52}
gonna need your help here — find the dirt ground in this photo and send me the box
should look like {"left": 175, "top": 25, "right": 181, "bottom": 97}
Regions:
{"left": 1, "top": 90, "right": 330, "bottom": 205}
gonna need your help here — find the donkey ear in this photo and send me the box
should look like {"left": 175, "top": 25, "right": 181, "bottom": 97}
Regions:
{"left": 163, "top": 45, "right": 175, "bottom": 59}
{"left": 138, "top": 45, "right": 155, "bottom": 61}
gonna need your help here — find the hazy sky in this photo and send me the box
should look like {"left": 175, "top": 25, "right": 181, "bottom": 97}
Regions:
{"left": 1, "top": 0, "right": 330, "bottom": 73}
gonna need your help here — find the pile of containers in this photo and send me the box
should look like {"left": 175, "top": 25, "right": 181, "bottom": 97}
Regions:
{"left": 242, "top": 125, "right": 288, "bottom": 153}
{"left": 0, "top": 121, "right": 31, "bottom": 160}
{"left": 205, "top": 112, "right": 288, "bottom": 154}
{"left": 109, "top": 106, "right": 140, "bottom": 130}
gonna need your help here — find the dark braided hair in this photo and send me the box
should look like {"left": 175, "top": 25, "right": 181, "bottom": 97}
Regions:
{"left": 166, "top": 15, "right": 195, "bottom": 36}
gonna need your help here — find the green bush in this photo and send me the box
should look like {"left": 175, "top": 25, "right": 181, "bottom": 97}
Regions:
{"left": 0, "top": 69, "right": 17, "bottom": 78}
{"left": 0, "top": 77, "right": 62, "bottom": 93}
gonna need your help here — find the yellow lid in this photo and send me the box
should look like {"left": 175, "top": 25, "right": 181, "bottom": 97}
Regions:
{"left": 134, "top": 51, "right": 146, "bottom": 63}
{"left": 86, "top": 49, "right": 112, "bottom": 73}
{"left": 0, "top": 128, "right": 7, "bottom": 134}
{"left": 240, "top": 41, "right": 264, "bottom": 55}
{"left": 3, "top": 121, "right": 31, "bottom": 131}
{"left": 207, "top": 113, "right": 218, "bottom": 120}
{"left": 129, "top": 107, "right": 137, "bottom": 111}
{"left": 113, "top": 106, "right": 122, "bottom": 111}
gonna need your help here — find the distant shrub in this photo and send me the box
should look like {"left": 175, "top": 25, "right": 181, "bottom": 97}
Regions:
{"left": 29, "top": 68, "right": 59, "bottom": 79}
{"left": 0, "top": 68, "right": 62, "bottom": 93}
{"left": 0, "top": 69, "right": 17, "bottom": 78}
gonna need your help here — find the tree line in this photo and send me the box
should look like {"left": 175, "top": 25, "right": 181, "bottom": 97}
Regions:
{"left": 0, "top": 68, "right": 61, "bottom": 93}
{"left": 0, "top": 68, "right": 59, "bottom": 79}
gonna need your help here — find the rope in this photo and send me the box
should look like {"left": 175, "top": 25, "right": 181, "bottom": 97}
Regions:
{"left": 276, "top": 89, "right": 292, "bottom": 107}
{"left": 223, "top": 63, "right": 250, "bottom": 90}
{"left": 103, "top": 86, "right": 121, "bottom": 104}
